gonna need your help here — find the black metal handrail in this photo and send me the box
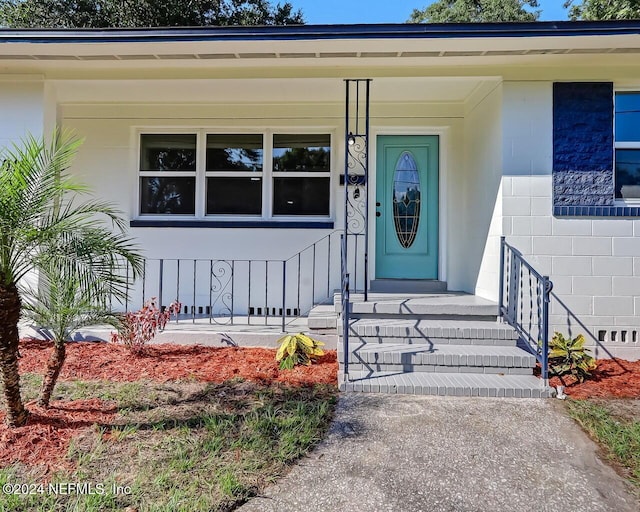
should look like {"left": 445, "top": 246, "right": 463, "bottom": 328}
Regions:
{"left": 340, "top": 233, "right": 350, "bottom": 381}
{"left": 499, "top": 236, "right": 553, "bottom": 383}
{"left": 280, "top": 229, "right": 342, "bottom": 330}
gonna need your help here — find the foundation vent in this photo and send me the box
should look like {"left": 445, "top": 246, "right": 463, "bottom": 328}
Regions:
{"left": 180, "top": 305, "right": 214, "bottom": 315}
{"left": 597, "top": 330, "right": 639, "bottom": 343}
{"left": 249, "top": 306, "right": 300, "bottom": 317}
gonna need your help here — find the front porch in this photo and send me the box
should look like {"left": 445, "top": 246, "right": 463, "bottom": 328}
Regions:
{"left": 11, "top": 45, "right": 553, "bottom": 389}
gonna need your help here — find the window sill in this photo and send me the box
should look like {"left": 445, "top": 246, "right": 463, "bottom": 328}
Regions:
{"left": 615, "top": 199, "right": 640, "bottom": 207}
{"left": 130, "top": 219, "right": 335, "bottom": 229}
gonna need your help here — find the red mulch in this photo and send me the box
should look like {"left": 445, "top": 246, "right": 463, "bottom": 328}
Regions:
{"left": 17, "top": 338, "right": 338, "bottom": 386}
{"left": 0, "top": 339, "right": 337, "bottom": 472}
{"left": 0, "top": 398, "right": 117, "bottom": 472}
{"left": 549, "top": 358, "right": 640, "bottom": 399}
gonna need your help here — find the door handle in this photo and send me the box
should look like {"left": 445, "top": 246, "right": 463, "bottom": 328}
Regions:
{"left": 376, "top": 212, "right": 381, "bottom": 217}
{"left": 376, "top": 202, "right": 381, "bottom": 207}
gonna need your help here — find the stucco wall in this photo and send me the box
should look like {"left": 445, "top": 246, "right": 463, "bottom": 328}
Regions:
{"left": 462, "top": 83, "right": 503, "bottom": 300}
{"left": 0, "top": 79, "right": 44, "bottom": 146}
{"left": 502, "top": 81, "right": 640, "bottom": 359}
{"left": 0, "top": 79, "right": 46, "bottom": 294}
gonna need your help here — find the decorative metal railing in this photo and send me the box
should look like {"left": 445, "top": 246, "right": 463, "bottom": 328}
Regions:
{"left": 117, "top": 230, "right": 368, "bottom": 331}
{"left": 499, "top": 236, "right": 553, "bottom": 382}
{"left": 123, "top": 230, "right": 330, "bottom": 331}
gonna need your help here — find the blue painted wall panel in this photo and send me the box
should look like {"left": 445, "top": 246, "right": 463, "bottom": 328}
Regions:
{"left": 552, "top": 82, "right": 614, "bottom": 207}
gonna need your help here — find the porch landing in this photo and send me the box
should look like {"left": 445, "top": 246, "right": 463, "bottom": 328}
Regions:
{"left": 338, "top": 291, "right": 498, "bottom": 317}
{"left": 308, "top": 291, "right": 498, "bottom": 330}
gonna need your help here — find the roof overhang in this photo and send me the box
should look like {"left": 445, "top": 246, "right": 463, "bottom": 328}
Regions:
{"left": 2, "top": 21, "right": 640, "bottom": 44}
{"left": 1, "top": 21, "right": 640, "bottom": 76}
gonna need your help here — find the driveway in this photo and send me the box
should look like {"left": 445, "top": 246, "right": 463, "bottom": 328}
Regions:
{"left": 239, "top": 394, "right": 638, "bottom": 512}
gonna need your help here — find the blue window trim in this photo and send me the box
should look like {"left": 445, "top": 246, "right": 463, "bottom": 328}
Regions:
{"left": 614, "top": 91, "right": 640, "bottom": 203}
{"left": 130, "top": 219, "right": 334, "bottom": 229}
{"left": 554, "top": 206, "right": 640, "bottom": 217}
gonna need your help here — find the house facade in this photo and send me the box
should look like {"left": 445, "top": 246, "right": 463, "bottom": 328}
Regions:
{"left": 1, "top": 21, "right": 640, "bottom": 359}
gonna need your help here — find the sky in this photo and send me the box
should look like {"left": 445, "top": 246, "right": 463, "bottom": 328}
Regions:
{"left": 292, "top": 1, "right": 569, "bottom": 24}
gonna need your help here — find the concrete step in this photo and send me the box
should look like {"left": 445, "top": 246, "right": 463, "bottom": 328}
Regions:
{"left": 369, "top": 279, "right": 447, "bottom": 294}
{"left": 340, "top": 318, "right": 519, "bottom": 346}
{"left": 340, "top": 371, "right": 551, "bottom": 398}
{"left": 341, "top": 343, "right": 536, "bottom": 369}
{"left": 307, "top": 304, "right": 338, "bottom": 330}
{"left": 335, "top": 292, "right": 498, "bottom": 318}
{"left": 343, "top": 363, "right": 533, "bottom": 375}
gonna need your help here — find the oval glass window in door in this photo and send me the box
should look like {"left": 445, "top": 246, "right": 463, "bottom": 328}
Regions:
{"left": 392, "top": 151, "right": 421, "bottom": 249}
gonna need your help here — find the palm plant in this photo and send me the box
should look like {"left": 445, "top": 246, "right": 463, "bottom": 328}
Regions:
{"left": 0, "top": 130, "right": 143, "bottom": 427}
{"left": 22, "top": 265, "right": 120, "bottom": 408}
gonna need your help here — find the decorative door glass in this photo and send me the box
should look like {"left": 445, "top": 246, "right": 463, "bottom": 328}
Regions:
{"left": 392, "top": 151, "right": 421, "bottom": 249}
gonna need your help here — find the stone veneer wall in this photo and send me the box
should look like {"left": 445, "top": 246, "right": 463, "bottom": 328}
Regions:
{"left": 552, "top": 82, "right": 614, "bottom": 207}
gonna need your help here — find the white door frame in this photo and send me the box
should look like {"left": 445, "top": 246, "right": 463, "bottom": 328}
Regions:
{"left": 368, "top": 126, "right": 449, "bottom": 285}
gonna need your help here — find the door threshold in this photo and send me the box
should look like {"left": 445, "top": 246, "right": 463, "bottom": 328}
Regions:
{"left": 369, "top": 279, "right": 447, "bottom": 294}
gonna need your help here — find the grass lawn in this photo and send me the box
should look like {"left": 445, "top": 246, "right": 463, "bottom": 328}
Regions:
{"left": 0, "top": 374, "right": 337, "bottom": 512}
{"left": 566, "top": 399, "right": 640, "bottom": 489}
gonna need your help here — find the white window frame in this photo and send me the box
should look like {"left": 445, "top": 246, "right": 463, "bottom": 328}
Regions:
{"left": 134, "top": 127, "right": 335, "bottom": 222}
{"left": 204, "top": 132, "right": 265, "bottom": 218}
{"left": 137, "top": 131, "right": 199, "bottom": 217}
{"left": 271, "top": 132, "right": 333, "bottom": 219}
{"left": 614, "top": 88, "right": 640, "bottom": 205}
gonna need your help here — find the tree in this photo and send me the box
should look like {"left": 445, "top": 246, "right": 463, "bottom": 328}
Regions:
{"left": 0, "top": 131, "right": 143, "bottom": 426}
{"left": 409, "top": 0, "right": 540, "bottom": 23}
{"left": 565, "top": 0, "right": 640, "bottom": 20}
{"left": 22, "top": 265, "right": 119, "bottom": 408}
{"left": 0, "top": 0, "right": 303, "bottom": 29}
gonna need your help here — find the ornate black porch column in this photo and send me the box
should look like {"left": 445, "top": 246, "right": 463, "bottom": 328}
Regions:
{"left": 343, "top": 79, "right": 372, "bottom": 300}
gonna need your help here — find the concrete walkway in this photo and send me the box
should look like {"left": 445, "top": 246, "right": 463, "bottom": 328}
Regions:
{"left": 239, "top": 395, "right": 638, "bottom": 512}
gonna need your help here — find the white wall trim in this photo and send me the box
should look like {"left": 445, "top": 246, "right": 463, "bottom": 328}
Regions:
{"left": 0, "top": 74, "right": 44, "bottom": 82}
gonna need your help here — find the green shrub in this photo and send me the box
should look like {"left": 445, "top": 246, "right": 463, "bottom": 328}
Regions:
{"left": 275, "top": 333, "right": 325, "bottom": 370}
{"left": 549, "top": 332, "right": 597, "bottom": 383}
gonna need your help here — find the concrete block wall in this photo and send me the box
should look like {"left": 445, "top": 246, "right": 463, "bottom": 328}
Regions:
{"left": 502, "top": 82, "right": 640, "bottom": 360}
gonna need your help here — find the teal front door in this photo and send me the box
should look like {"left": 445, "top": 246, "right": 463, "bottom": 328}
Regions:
{"left": 375, "top": 135, "right": 439, "bottom": 279}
